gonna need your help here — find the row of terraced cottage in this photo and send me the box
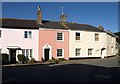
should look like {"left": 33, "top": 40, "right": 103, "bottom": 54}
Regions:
{"left": 0, "top": 6, "right": 118, "bottom": 63}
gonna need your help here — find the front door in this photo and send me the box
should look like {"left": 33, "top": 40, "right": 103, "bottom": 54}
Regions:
{"left": 44, "top": 49, "right": 50, "bottom": 61}
{"left": 10, "top": 50, "right": 16, "bottom": 64}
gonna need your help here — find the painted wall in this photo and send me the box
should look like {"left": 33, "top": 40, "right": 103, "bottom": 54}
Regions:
{"left": 39, "top": 29, "right": 69, "bottom": 61}
{"left": 0, "top": 28, "right": 39, "bottom": 61}
{"left": 106, "top": 34, "right": 116, "bottom": 56}
{"left": 69, "top": 30, "right": 107, "bottom": 58}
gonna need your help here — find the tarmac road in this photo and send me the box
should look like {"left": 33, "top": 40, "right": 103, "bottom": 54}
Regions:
{"left": 2, "top": 55, "right": 120, "bottom": 84}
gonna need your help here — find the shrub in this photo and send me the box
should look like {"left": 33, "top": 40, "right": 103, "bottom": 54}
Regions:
{"left": 1, "top": 53, "right": 9, "bottom": 65}
{"left": 30, "top": 57, "right": 35, "bottom": 63}
{"left": 25, "top": 57, "right": 35, "bottom": 64}
{"left": 47, "top": 58, "right": 59, "bottom": 64}
{"left": 17, "top": 54, "right": 26, "bottom": 64}
{"left": 58, "top": 58, "right": 66, "bottom": 61}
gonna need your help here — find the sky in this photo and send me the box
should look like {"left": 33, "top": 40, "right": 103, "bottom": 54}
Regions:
{"left": 2, "top": 2, "right": 118, "bottom": 33}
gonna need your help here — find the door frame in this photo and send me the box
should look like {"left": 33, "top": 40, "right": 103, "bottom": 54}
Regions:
{"left": 9, "top": 49, "right": 16, "bottom": 63}
{"left": 43, "top": 44, "right": 52, "bottom": 60}
{"left": 44, "top": 48, "right": 50, "bottom": 61}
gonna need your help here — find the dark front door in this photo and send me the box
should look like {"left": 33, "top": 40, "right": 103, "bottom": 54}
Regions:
{"left": 10, "top": 50, "right": 16, "bottom": 64}
{"left": 44, "top": 49, "right": 50, "bottom": 61}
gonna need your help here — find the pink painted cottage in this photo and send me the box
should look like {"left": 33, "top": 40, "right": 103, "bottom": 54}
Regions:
{"left": 39, "top": 28, "right": 69, "bottom": 61}
{"left": 37, "top": 6, "right": 69, "bottom": 61}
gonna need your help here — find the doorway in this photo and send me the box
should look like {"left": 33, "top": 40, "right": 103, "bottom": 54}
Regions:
{"left": 10, "top": 49, "right": 16, "bottom": 64}
{"left": 44, "top": 49, "right": 50, "bottom": 61}
{"left": 101, "top": 48, "right": 106, "bottom": 58}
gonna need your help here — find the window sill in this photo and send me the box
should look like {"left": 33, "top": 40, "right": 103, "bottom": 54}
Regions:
{"left": 75, "top": 40, "right": 81, "bottom": 42}
{"left": 57, "top": 40, "right": 64, "bottom": 42}
{"left": 23, "top": 38, "right": 32, "bottom": 39}
{"left": 57, "top": 56, "right": 64, "bottom": 58}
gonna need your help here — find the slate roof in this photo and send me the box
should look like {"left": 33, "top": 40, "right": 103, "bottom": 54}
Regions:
{"left": 0, "top": 18, "right": 39, "bottom": 29}
{"left": 0, "top": 18, "right": 105, "bottom": 32}
{"left": 66, "top": 23, "right": 104, "bottom": 32}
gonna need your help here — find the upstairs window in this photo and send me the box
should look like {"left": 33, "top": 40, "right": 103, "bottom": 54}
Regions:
{"left": 76, "top": 32, "right": 80, "bottom": 40}
{"left": 95, "top": 34, "right": 99, "bottom": 41}
{"left": 57, "top": 33, "right": 63, "bottom": 41}
{"left": 24, "top": 31, "right": 28, "bottom": 38}
{"left": 24, "top": 31, "right": 32, "bottom": 38}
{"left": 111, "top": 37, "right": 114, "bottom": 43}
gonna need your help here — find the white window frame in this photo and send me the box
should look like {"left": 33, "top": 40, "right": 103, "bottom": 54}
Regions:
{"left": 57, "top": 32, "right": 64, "bottom": 41}
{"left": 75, "top": 48, "right": 81, "bottom": 56}
{"left": 95, "top": 33, "right": 99, "bottom": 41}
{"left": 88, "top": 49, "right": 93, "bottom": 56}
{"left": 24, "top": 31, "right": 32, "bottom": 38}
{"left": 75, "top": 32, "right": 80, "bottom": 41}
{"left": 22, "top": 49, "right": 33, "bottom": 58}
{"left": 57, "top": 48, "right": 64, "bottom": 58}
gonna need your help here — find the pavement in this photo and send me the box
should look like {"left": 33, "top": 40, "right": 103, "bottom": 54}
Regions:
{"left": 1, "top": 55, "right": 120, "bottom": 84}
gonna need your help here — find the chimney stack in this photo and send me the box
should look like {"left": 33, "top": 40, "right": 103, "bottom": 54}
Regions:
{"left": 98, "top": 25, "right": 104, "bottom": 30}
{"left": 37, "top": 5, "right": 42, "bottom": 25}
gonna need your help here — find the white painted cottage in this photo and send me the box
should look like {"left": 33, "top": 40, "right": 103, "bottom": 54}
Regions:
{"left": 0, "top": 18, "right": 39, "bottom": 63}
{"left": 68, "top": 25, "right": 116, "bottom": 59}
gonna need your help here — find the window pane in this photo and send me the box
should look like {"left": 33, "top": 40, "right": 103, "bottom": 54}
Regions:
{"left": 95, "top": 34, "right": 99, "bottom": 41}
{"left": 22, "top": 49, "right": 25, "bottom": 56}
{"left": 76, "top": 36, "right": 80, "bottom": 40}
{"left": 76, "top": 33, "right": 80, "bottom": 40}
{"left": 57, "top": 49, "right": 62, "bottom": 57}
{"left": 24, "top": 31, "right": 28, "bottom": 38}
{"left": 76, "top": 48, "right": 80, "bottom": 56}
{"left": 76, "top": 33, "right": 80, "bottom": 36}
{"left": 88, "top": 49, "right": 92, "bottom": 56}
{"left": 57, "top": 33, "right": 63, "bottom": 40}
{"left": 30, "top": 49, "right": 33, "bottom": 58}
{"left": 29, "top": 31, "right": 32, "bottom": 38}
{"left": 26, "top": 49, "right": 29, "bottom": 57}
